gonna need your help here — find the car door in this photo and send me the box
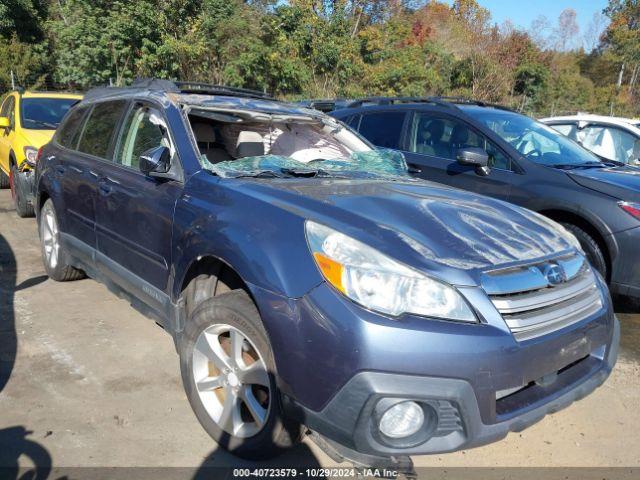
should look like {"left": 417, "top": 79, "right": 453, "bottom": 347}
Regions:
{"left": 401, "top": 111, "right": 514, "bottom": 200}
{"left": 94, "top": 101, "right": 183, "bottom": 314}
{"left": 55, "top": 101, "right": 127, "bottom": 256}
{"left": 0, "top": 95, "right": 17, "bottom": 174}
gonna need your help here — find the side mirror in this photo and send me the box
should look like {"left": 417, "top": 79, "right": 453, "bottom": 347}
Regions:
{"left": 456, "top": 147, "right": 490, "bottom": 176}
{"left": 0, "top": 117, "right": 10, "bottom": 129}
{"left": 139, "top": 146, "right": 170, "bottom": 177}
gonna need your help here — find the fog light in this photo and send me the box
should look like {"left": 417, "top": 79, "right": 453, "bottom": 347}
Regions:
{"left": 378, "top": 401, "right": 424, "bottom": 438}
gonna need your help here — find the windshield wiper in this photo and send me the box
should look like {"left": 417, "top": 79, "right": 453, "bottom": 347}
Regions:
{"left": 551, "top": 162, "right": 606, "bottom": 169}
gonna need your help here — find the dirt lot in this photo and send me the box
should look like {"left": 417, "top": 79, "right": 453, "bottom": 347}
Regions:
{"left": 0, "top": 190, "right": 638, "bottom": 477}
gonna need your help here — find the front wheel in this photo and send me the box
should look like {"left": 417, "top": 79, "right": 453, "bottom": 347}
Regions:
{"left": 11, "top": 164, "right": 34, "bottom": 217}
{"left": 179, "top": 290, "right": 301, "bottom": 460}
{"left": 0, "top": 168, "right": 9, "bottom": 188}
{"left": 561, "top": 223, "right": 607, "bottom": 278}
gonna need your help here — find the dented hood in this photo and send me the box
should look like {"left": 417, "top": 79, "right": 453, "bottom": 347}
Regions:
{"left": 237, "top": 177, "right": 576, "bottom": 286}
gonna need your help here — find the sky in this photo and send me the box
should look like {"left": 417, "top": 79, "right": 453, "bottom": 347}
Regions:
{"left": 444, "top": 0, "right": 610, "bottom": 49}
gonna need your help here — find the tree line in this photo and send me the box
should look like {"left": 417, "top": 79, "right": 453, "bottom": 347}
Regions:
{"left": 0, "top": 0, "right": 638, "bottom": 117}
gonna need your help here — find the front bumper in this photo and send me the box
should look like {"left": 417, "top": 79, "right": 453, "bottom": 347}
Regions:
{"left": 286, "top": 317, "right": 618, "bottom": 457}
{"left": 252, "top": 274, "right": 618, "bottom": 458}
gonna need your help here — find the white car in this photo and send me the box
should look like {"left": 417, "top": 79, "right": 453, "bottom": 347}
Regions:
{"left": 541, "top": 114, "right": 640, "bottom": 166}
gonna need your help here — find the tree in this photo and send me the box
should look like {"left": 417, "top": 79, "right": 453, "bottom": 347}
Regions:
{"left": 0, "top": 0, "right": 637, "bottom": 118}
{"left": 583, "top": 12, "right": 608, "bottom": 52}
{"left": 554, "top": 8, "right": 580, "bottom": 51}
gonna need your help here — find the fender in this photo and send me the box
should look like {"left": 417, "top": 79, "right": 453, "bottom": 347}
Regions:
{"left": 532, "top": 200, "right": 619, "bottom": 266}
{"left": 170, "top": 174, "right": 324, "bottom": 304}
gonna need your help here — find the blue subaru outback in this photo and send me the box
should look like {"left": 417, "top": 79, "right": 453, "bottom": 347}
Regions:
{"left": 35, "top": 80, "right": 618, "bottom": 467}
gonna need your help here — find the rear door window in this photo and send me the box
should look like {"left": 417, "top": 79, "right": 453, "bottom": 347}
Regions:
{"left": 77, "top": 100, "right": 128, "bottom": 159}
{"left": 357, "top": 111, "right": 406, "bottom": 149}
{"left": 57, "top": 106, "right": 89, "bottom": 149}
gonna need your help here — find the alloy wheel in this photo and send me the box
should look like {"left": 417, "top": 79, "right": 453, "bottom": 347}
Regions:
{"left": 192, "top": 324, "right": 271, "bottom": 438}
{"left": 42, "top": 206, "right": 60, "bottom": 269}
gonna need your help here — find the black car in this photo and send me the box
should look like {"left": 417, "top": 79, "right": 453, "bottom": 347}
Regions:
{"left": 332, "top": 97, "right": 640, "bottom": 302}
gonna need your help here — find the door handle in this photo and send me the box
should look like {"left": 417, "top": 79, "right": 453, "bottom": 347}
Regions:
{"left": 98, "top": 181, "right": 112, "bottom": 196}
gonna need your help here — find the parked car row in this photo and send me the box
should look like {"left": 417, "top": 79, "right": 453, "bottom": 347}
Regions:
{"left": 0, "top": 82, "right": 621, "bottom": 469}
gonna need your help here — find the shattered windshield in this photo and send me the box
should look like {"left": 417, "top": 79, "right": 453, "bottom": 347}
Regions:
{"left": 189, "top": 107, "right": 411, "bottom": 179}
{"left": 209, "top": 149, "right": 411, "bottom": 179}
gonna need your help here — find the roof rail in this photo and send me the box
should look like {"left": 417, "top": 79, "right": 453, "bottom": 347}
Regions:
{"left": 345, "top": 95, "right": 517, "bottom": 113}
{"left": 346, "top": 97, "right": 449, "bottom": 108}
{"left": 84, "top": 78, "right": 273, "bottom": 102}
{"left": 429, "top": 96, "right": 517, "bottom": 112}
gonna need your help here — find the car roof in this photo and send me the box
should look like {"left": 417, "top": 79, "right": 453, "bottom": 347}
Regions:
{"left": 332, "top": 98, "right": 519, "bottom": 118}
{"left": 176, "top": 93, "right": 321, "bottom": 116}
{"left": 84, "top": 78, "right": 330, "bottom": 118}
{"left": 540, "top": 114, "right": 640, "bottom": 130}
{"left": 81, "top": 78, "right": 322, "bottom": 118}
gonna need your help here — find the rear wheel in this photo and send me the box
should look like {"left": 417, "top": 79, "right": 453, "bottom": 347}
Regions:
{"left": 11, "top": 164, "right": 34, "bottom": 217}
{"left": 561, "top": 222, "right": 607, "bottom": 278}
{"left": 39, "top": 199, "right": 84, "bottom": 281}
{"left": 179, "top": 289, "right": 301, "bottom": 459}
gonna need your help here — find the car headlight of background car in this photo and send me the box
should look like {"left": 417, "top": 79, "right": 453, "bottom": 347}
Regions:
{"left": 305, "top": 221, "right": 477, "bottom": 322}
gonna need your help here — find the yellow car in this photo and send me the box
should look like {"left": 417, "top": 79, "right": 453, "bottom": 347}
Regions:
{"left": 0, "top": 90, "right": 82, "bottom": 217}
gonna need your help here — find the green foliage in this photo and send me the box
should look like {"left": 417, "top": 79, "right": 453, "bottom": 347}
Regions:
{"left": 0, "top": 0, "right": 637, "bottom": 117}
{"left": 514, "top": 62, "right": 549, "bottom": 109}
{"left": 0, "top": 35, "right": 49, "bottom": 91}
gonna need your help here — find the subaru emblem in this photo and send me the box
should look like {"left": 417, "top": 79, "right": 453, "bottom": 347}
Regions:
{"left": 543, "top": 263, "right": 566, "bottom": 286}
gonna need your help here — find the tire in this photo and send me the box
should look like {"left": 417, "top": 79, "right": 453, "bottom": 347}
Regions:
{"left": 0, "top": 168, "right": 9, "bottom": 189}
{"left": 39, "top": 199, "right": 84, "bottom": 282}
{"left": 12, "top": 164, "right": 34, "bottom": 218}
{"left": 179, "top": 289, "right": 301, "bottom": 460}
{"left": 561, "top": 223, "right": 607, "bottom": 277}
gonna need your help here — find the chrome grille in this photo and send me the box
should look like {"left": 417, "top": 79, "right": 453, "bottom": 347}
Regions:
{"left": 485, "top": 254, "right": 602, "bottom": 342}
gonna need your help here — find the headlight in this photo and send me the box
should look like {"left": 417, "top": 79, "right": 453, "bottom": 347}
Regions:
{"left": 23, "top": 146, "right": 38, "bottom": 167}
{"left": 305, "top": 221, "right": 477, "bottom": 322}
